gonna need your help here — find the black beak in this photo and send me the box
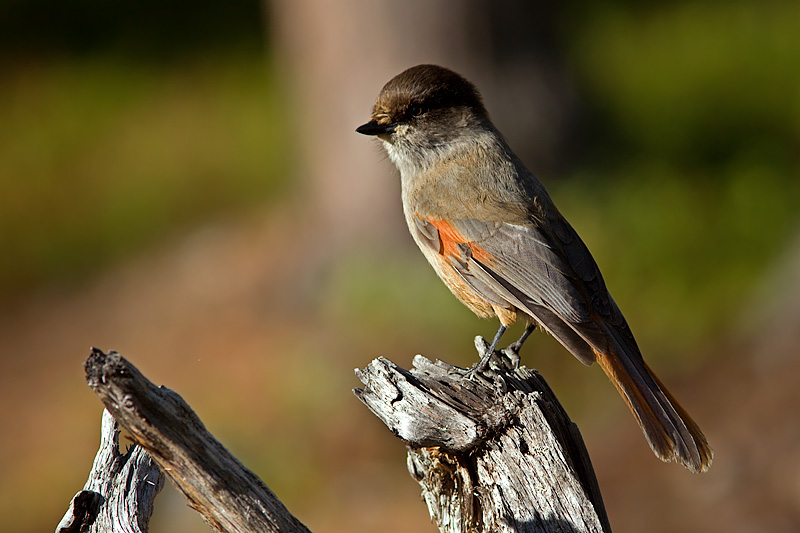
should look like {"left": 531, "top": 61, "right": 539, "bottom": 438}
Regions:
{"left": 356, "top": 120, "right": 396, "bottom": 136}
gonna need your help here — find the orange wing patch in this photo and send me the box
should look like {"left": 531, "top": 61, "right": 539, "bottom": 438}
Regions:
{"left": 424, "top": 218, "right": 495, "bottom": 264}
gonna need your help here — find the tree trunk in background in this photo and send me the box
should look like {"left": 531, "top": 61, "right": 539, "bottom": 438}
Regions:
{"left": 267, "top": 0, "right": 475, "bottom": 251}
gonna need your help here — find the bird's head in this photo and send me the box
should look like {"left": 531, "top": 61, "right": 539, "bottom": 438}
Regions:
{"left": 357, "top": 64, "right": 492, "bottom": 174}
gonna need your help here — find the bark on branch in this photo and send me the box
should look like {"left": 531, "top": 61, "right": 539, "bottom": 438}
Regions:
{"left": 78, "top": 348, "right": 311, "bottom": 533}
{"left": 354, "top": 338, "right": 611, "bottom": 533}
{"left": 63, "top": 343, "right": 609, "bottom": 533}
{"left": 56, "top": 409, "right": 164, "bottom": 533}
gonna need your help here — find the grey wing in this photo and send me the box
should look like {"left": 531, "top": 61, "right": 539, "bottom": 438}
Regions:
{"left": 450, "top": 217, "right": 640, "bottom": 365}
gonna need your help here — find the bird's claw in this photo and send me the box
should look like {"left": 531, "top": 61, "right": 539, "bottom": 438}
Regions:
{"left": 500, "top": 344, "right": 522, "bottom": 370}
{"left": 460, "top": 336, "right": 510, "bottom": 391}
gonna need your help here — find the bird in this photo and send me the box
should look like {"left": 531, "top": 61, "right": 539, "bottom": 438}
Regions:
{"left": 355, "top": 64, "right": 712, "bottom": 473}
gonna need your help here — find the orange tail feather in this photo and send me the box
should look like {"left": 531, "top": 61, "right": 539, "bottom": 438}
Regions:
{"left": 595, "top": 350, "right": 713, "bottom": 473}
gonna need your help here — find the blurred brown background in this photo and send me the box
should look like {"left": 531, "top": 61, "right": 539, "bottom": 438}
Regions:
{"left": 1, "top": 1, "right": 799, "bottom": 531}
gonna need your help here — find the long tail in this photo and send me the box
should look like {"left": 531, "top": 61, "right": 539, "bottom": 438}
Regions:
{"left": 594, "top": 347, "right": 713, "bottom": 473}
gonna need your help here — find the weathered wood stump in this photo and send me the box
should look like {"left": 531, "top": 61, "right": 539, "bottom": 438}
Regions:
{"left": 354, "top": 339, "right": 611, "bottom": 532}
{"left": 59, "top": 345, "right": 609, "bottom": 532}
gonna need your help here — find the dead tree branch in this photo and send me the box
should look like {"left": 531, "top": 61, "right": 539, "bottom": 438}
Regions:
{"left": 80, "top": 348, "right": 311, "bottom": 533}
{"left": 64, "top": 343, "right": 609, "bottom": 533}
{"left": 56, "top": 409, "right": 164, "bottom": 533}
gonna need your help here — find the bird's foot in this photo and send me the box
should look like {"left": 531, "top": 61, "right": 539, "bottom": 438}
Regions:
{"left": 460, "top": 336, "right": 514, "bottom": 389}
{"left": 500, "top": 342, "right": 522, "bottom": 370}
{"left": 473, "top": 336, "right": 519, "bottom": 372}
{"left": 500, "top": 322, "right": 534, "bottom": 370}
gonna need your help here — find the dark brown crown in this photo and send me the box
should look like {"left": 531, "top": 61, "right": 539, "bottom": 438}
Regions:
{"left": 373, "top": 64, "right": 488, "bottom": 122}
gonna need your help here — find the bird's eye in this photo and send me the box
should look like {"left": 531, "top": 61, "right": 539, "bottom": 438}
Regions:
{"left": 408, "top": 104, "right": 424, "bottom": 117}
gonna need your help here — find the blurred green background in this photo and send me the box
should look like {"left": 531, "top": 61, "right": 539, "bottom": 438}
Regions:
{"left": 0, "top": 0, "right": 290, "bottom": 295}
{"left": 1, "top": 1, "right": 799, "bottom": 532}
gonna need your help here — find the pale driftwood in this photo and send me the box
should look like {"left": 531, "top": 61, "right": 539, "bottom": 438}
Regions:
{"left": 354, "top": 337, "right": 611, "bottom": 533}
{"left": 56, "top": 409, "right": 164, "bottom": 533}
{"left": 71, "top": 343, "right": 607, "bottom": 533}
{"left": 82, "top": 348, "right": 311, "bottom": 533}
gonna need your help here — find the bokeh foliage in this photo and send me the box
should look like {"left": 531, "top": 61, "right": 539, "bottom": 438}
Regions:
{"left": 0, "top": 58, "right": 291, "bottom": 294}
{"left": 562, "top": 1, "right": 800, "bottom": 356}
{"left": 0, "top": 2, "right": 290, "bottom": 296}
{"left": 2, "top": 0, "right": 799, "bottom": 347}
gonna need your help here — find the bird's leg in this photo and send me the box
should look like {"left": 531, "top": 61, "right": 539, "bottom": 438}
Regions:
{"left": 502, "top": 322, "right": 537, "bottom": 369}
{"left": 472, "top": 324, "right": 507, "bottom": 374}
